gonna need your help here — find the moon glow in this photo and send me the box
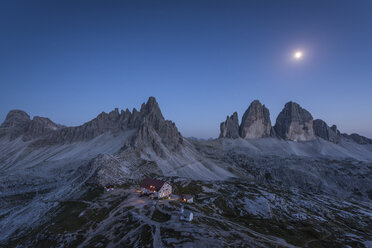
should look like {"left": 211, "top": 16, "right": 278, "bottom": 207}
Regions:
{"left": 294, "top": 51, "right": 303, "bottom": 59}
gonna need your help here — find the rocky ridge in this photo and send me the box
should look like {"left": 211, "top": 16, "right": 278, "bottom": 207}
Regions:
{"left": 313, "top": 119, "right": 341, "bottom": 144}
{"left": 0, "top": 110, "right": 64, "bottom": 141}
{"left": 342, "top": 133, "right": 372, "bottom": 145}
{"left": 0, "top": 97, "right": 184, "bottom": 155}
{"left": 219, "top": 100, "right": 372, "bottom": 144}
{"left": 3, "top": 98, "right": 371, "bottom": 147}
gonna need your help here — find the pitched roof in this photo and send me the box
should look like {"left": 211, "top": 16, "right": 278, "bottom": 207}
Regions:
{"left": 140, "top": 178, "right": 166, "bottom": 191}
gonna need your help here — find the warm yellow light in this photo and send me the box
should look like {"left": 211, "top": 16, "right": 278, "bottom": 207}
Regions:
{"left": 294, "top": 51, "right": 303, "bottom": 59}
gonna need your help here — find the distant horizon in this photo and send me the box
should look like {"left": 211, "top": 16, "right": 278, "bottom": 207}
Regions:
{"left": 1, "top": 1, "right": 372, "bottom": 139}
{"left": 1, "top": 96, "right": 371, "bottom": 139}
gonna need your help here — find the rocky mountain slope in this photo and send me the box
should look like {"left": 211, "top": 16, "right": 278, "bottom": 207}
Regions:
{"left": 1, "top": 97, "right": 372, "bottom": 247}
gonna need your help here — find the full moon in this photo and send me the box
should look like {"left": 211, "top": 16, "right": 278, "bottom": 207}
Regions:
{"left": 294, "top": 51, "right": 303, "bottom": 59}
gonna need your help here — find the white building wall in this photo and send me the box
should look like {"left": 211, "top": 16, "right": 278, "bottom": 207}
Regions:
{"left": 141, "top": 182, "right": 172, "bottom": 198}
{"left": 159, "top": 183, "right": 172, "bottom": 198}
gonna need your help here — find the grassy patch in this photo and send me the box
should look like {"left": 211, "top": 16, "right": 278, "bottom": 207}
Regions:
{"left": 307, "top": 240, "right": 346, "bottom": 248}
{"left": 65, "top": 234, "right": 86, "bottom": 248}
{"left": 86, "top": 234, "right": 109, "bottom": 248}
{"left": 113, "top": 212, "right": 141, "bottom": 240}
{"left": 198, "top": 217, "right": 230, "bottom": 231}
{"left": 161, "top": 227, "right": 183, "bottom": 240}
{"left": 138, "top": 224, "right": 154, "bottom": 248}
{"left": 160, "top": 227, "right": 195, "bottom": 246}
{"left": 171, "top": 180, "right": 203, "bottom": 199}
{"left": 180, "top": 183, "right": 202, "bottom": 195}
{"left": 367, "top": 189, "right": 372, "bottom": 200}
{"left": 151, "top": 209, "right": 171, "bottom": 222}
{"left": 31, "top": 237, "right": 58, "bottom": 248}
{"left": 213, "top": 197, "right": 237, "bottom": 218}
{"left": 0, "top": 211, "right": 10, "bottom": 221}
{"left": 47, "top": 201, "right": 89, "bottom": 234}
{"left": 238, "top": 218, "right": 329, "bottom": 247}
{"left": 84, "top": 207, "right": 111, "bottom": 224}
{"left": 81, "top": 185, "right": 103, "bottom": 201}
{"left": 193, "top": 204, "right": 215, "bottom": 215}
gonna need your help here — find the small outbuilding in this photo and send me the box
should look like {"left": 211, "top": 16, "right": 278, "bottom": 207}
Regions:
{"left": 140, "top": 178, "right": 172, "bottom": 198}
{"left": 181, "top": 194, "right": 193, "bottom": 203}
{"left": 180, "top": 206, "right": 193, "bottom": 222}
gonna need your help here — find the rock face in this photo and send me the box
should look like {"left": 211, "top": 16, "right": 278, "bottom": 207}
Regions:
{"left": 239, "top": 100, "right": 273, "bottom": 139}
{"left": 132, "top": 97, "right": 183, "bottom": 155}
{"left": 0, "top": 110, "right": 30, "bottom": 129}
{"left": 216, "top": 99, "right": 372, "bottom": 144}
{"left": 0, "top": 110, "right": 62, "bottom": 141}
{"left": 219, "top": 112, "right": 240, "bottom": 139}
{"left": 274, "top": 102, "right": 315, "bottom": 141}
{"left": 24, "top": 117, "right": 64, "bottom": 141}
{"left": 0, "top": 110, "right": 31, "bottom": 140}
{"left": 313, "top": 119, "right": 340, "bottom": 143}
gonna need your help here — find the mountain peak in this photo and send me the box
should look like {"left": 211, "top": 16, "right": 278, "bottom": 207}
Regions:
{"left": 0, "top": 110, "right": 64, "bottom": 141}
{"left": 147, "top": 96, "right": 158, "bottom": 106}
{"left": 282, "top": 101, "right": 313, "bottom": 122}
{"left": 274, "top": 101, "right": 315, "bottom": 141}
{"left": 134, "top": 97, "right": 182, "bottom": 155}
{"left": 219, "top": 112, "right": 240, "bottom": 139}
{"left": 239, "top": 100, "right": 273, "bottom": 139}
{"left": 0, "top": 110, "right": 31, "bottom": 140}
{"left": 1, "top": 110, "right": 30, "bottom": 129}
{"left": 140, "top": 97, "right": 163, "bottom": 117}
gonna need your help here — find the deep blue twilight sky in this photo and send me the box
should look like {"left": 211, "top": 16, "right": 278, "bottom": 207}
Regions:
{"left": 1, "top": 0, "right": 372, "bottom": 138}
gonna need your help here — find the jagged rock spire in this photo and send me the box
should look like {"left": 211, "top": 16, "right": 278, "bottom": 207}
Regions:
{"left": 219, "top": 112, "right": 240, "bottom": 139}
{"left": 313, "top": 119, "right": 340, "bottom": 143}
{"left": 239, "top": 100, "right": 273, "bottom": 139}
{"left": 219, "top": 100, "right": 274, "bottom": 140}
